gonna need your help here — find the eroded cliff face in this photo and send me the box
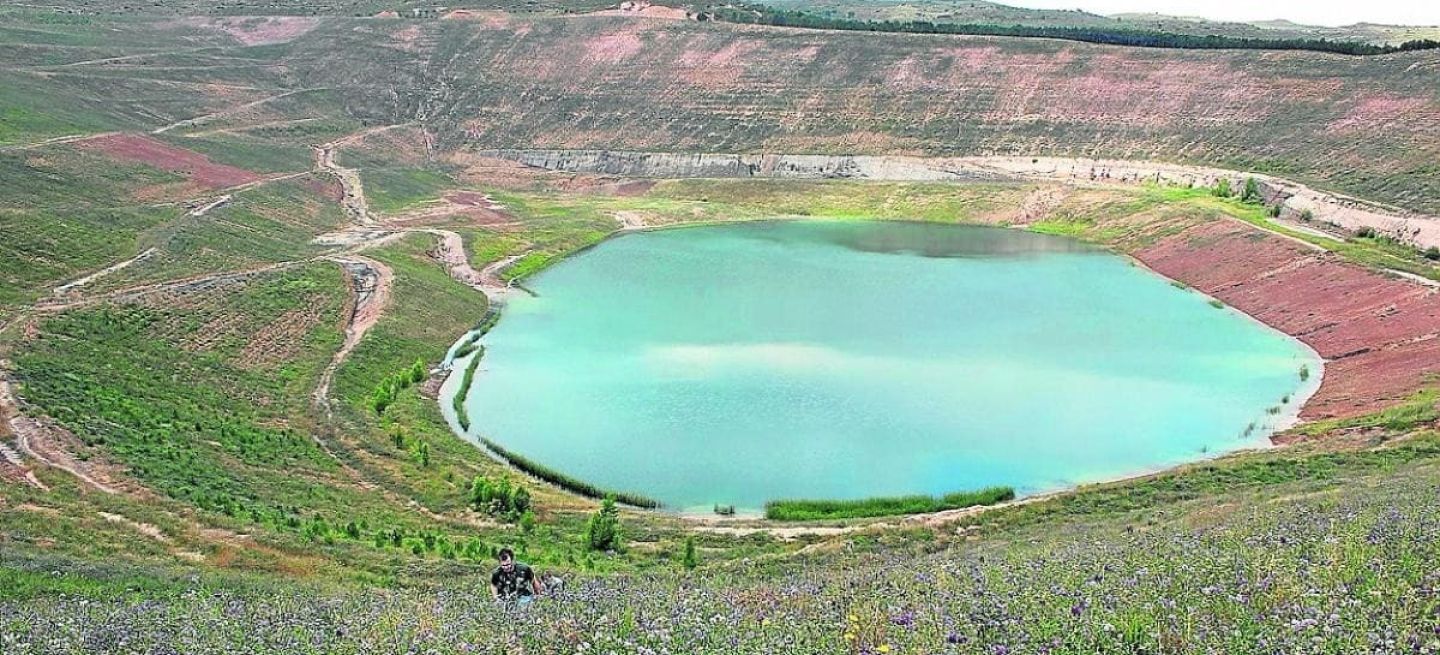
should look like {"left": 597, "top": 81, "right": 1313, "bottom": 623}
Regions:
{"left": 475, "top": 150, "right": 999, "bottom": 181}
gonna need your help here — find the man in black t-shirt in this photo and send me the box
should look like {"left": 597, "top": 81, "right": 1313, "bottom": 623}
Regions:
{"left": 490, "top": 548, "right": 542, "bottom": 603}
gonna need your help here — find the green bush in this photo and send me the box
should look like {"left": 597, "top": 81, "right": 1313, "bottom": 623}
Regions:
{"left": 1241, "top": 177, "right": 1262, "bottom": 203}
{"left": 585, "top": 496, "right": 622, "bottom": 551}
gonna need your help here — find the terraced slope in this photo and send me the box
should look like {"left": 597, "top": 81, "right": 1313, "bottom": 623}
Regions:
{"left": 282, "top": 14, "right": 1440, "bottom": 214}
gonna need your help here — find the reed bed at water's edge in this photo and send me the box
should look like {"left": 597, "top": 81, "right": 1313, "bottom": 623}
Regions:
{"left": 765, "top": 486, "right": 1016, "bottom": 521}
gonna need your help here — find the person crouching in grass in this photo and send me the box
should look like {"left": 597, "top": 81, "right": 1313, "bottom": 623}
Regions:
{"left": 491, "top": 547, "right": 543, "bottom": 605}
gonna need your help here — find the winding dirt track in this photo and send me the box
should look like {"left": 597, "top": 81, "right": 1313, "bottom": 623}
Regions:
{"left": 312, "top": 256, "right": 393, "bottom": 412}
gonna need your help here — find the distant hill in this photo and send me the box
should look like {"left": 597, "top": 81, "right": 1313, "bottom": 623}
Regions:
{"left": 759, "top": 0, "right": 1440, "bottom": 45}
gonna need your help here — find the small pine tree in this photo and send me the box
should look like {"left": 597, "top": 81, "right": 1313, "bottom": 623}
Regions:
{"left": 519, "top": 510, "right": 537, "bottom": 533}
{"left": 682, "top": 535, "right": 698, "bottom": 570}
{"left": 371, "top": 386, "right": 391, "bottom": 415}
{"left": 1212, "top": 178, "right": 1232, "bottom": 198}
{"left": 412, "top": 440, "right": 431, "bottom": 467}
{"left": 409, "top": 359, "right": 427, "bottom": 384}
{"left": 585, "top": 496, "right": 622, "bottom": 551}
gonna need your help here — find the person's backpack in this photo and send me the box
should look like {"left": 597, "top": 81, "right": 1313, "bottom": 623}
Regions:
{"left": 541, "top": 574, "right": 565, "bottom": 597}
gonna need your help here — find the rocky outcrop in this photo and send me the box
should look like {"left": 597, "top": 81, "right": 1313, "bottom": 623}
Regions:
{"left": 476, "top": 150, "right": 1002, "bottom": 182}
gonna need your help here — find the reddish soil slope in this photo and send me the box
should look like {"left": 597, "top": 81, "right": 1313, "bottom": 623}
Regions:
{"left": 76, "top": 134, "right": 262, "bottom": 189}
{"left": 1135, "top": 220, "right": 1440, "bottom": 421}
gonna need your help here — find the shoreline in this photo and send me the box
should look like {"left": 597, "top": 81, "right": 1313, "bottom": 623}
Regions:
{"left": 436, "top": 214, "right": 1338, "bottom": 521}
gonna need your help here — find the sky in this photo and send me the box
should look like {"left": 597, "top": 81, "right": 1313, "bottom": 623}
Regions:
{"left": 1001, "top": 0, "right": 1440, "bottom": 27}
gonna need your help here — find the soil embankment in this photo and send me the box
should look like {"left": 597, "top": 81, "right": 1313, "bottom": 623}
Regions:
{"left": 1134, "top": 220, "right": 1440, "bottom": 422}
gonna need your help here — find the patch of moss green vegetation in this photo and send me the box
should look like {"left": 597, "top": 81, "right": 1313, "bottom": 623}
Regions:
{"left": 766, "top": 487, "right": 1016, "bottom": 521}
{"left": 647, "top": 179, "right": 1032, "bottom": 222}
{"left": 1291, "top": 388, "right": 1440, "bottom": 438}
{"left": 361, "top": 167, "right": 459, "bottom": 215}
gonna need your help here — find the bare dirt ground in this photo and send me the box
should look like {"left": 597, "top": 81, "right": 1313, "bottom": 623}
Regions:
{"left": 52, "top": 247, "right": 158, "bottom": 296}
{"left": 76, "top": 133, "right": 263, "bottom": 189}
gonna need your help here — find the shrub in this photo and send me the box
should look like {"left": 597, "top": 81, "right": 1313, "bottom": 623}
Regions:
{"left": 1241, "top": 177, "right": 1262, "bottom": 203}
{"left": 585, "top": 496, "right": 622, "bottom": 551}
{"left": 1299, "top": 364, "right": 1311, "bottom": 382}
{"left": 1425, "top": 246, "right": 1440, "bottom": 261}
{"left": 408, "top": 359, "right": 426, "bottom": 384}
{"left": 469, "top": 475, "right": 533, "bottom": 521}
{"left": 411, "top": 440, "right": 430, "bottom": 467}
{"left": 1354, "top": 226, "right": 1378, "bottom": 239}
{"left": 1212, "top": 178, "right": 1232, "bottom": 198}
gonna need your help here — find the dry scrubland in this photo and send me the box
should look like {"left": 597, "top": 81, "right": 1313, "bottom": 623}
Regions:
{"left": 1, "top": 4, "right": 1440, "bottom": 653}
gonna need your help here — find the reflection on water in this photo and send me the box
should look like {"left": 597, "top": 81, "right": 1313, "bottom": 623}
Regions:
{"left": 749, "top": 220, "right": 1096, "bottom": 258}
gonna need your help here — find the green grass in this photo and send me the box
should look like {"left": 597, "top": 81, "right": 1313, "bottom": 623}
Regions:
{"left": 1290, "top": 388, "right": 1440, "bottom": 438}
{"left": 361, "top": 167, "right": 458, "bottom": 215}
{"left": 764, "top": 486, "right": 1016, "bottom": 521}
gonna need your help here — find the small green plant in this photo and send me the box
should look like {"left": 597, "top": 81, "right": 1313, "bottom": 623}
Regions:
{"left": 411, "top": 440, "right": 431, "bottom": 467}
{"left": 713, "top": 504, "right": 735, "bottom": 516}
{"left": 1299, "top": 364, "right": 1311, "bottom": 382}
{"left": 682, "top": 536, "right": 698, "bottom": 570}
{"left": 1425, "top": 246, "right": 1440, "bottom": 261}
{"left": 585, "top": 496, "right": 623, "bottom": 551}
{"left": 1208, "top": 299, "right": 1224, "bottom": 309}
{"left": 1212, "top": 178, "right": 1232, "bottom": 198}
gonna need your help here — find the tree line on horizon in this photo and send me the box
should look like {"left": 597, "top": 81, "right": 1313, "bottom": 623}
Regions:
{"left": 700, "top": 3, "right": 1440, "bottom": 56}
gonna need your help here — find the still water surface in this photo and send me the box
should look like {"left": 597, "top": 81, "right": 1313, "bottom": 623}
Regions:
{"left": 454, "top": 220, "right": 1319, "bottom": 511}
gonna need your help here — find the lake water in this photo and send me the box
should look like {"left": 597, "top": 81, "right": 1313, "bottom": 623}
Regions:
{"left": 450, "top": 220, "right": 1320, "bottom": 511}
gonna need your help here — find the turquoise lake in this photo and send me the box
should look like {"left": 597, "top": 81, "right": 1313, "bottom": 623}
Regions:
{"left": 451, "top": 220, "right": 1320, "bottom": 512}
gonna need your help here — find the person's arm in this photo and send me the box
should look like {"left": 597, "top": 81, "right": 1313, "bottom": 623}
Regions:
{"left": 490, "top": 582, "right": 500, "bottom": 601}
